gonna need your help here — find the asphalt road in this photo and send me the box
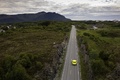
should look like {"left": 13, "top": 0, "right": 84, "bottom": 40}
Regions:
{"left": 61, "top": 25, "right": 81, "bottom": 80}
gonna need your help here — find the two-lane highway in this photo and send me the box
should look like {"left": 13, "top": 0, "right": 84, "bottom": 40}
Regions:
{"left": 61, "top": 25, "right": 81, "bottom": 80}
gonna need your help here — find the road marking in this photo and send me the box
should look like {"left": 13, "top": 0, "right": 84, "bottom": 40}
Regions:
{"left": 61, "top": 26, "right": 81, "bottom": 80}
{"left": 78, "top": 71, "right": 79, "bottom": 80}
{"left": 76, "top": 53, "right": 77, "bottom": 56}
{"left": 70, "top": 70, "right": 71, "bottom": 75}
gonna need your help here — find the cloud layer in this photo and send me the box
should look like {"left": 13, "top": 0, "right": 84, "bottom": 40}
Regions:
{"left": 0, "top": 0, "right": 120, "bottom": 20}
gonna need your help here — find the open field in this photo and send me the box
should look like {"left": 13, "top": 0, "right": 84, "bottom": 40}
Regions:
{"left": 0, "top": 21, "right": 71, "bottom": 80}
{"left": 0, "top": 21, "right": 120, "bottom": 80}
{"left": 76, "top": 21, "right": 120, "bottom": 80}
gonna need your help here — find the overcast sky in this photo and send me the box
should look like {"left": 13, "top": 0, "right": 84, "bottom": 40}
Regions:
{"left": 0, "top": 0, "right": 120, "bottom": 20}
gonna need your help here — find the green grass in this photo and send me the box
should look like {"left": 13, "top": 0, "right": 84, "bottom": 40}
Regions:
{"left": 77, "top": 22, "right": 120, "bottom": 80}
{"left": 0, "top": 21, "right": 71, "bottom": 80}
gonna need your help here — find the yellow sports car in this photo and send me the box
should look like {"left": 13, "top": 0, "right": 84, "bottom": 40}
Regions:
{"left": 71, "top": 60, "right": 77, "bottom": 65}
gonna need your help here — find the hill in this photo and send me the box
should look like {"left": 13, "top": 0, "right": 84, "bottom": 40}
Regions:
{"left": 0, "top": 12, "right": 71, "bottom": 23}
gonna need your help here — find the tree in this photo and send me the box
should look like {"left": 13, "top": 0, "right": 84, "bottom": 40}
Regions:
{"left": 91, "top": 59, "right": 110, "bottom": 76}
{"left": 5, "top": 63, "right": 32, "bottom": 80}
{"left": 99, "top": 51, "right": 109, "bottom": 61}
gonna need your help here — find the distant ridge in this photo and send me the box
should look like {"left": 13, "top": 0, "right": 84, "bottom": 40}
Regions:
{"left": 0, "top": 12, "right": 71, "bottom": 23}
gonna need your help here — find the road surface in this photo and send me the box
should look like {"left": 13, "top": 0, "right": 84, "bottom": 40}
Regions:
{"left": 61, "top": 25, "right": 81, "bottom": 80}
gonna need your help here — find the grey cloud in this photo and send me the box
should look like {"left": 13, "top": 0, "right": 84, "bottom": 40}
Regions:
{"left": 61, "top": 4, "right": 92, "bottom": 17}
{"left": 0, "top": 0, "right": 53, "bottom": 14}
{"left": 89, "top": 6, "right": 120, "bottom": 17}
{"left": 60, "top": 3, "right": 120, "bottom": 20}
{"left": 0, "top": 0, "right": 120, "bottom": 20}
{"left": 32, "top": 0, "right": 51, "bottom": 7}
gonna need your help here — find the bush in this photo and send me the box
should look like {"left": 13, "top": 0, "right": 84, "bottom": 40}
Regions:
{"left": 89, "top": 49, "right": 99, "bottom": 60}
{"left": 3, "top": 55, "right": 16, "bottom": 72}
{"left": 83, "top": 32, "right": 90, "bottom": 37}
{"left": 0, "top": 67, "right": 4, "bottom": 80}
{"left": 91, "top": 59, "right": 110, "bottom": 77}
{"left": 99, "top": 51, "right": 110, "bottom": 61}
{"left": 41, "top": 21, "right": 51, "bottom": 26}
{"left": 35, "top": 61, "right": 43, "bottom": 70}
{"left": 98, "top": 30, "right": 120, "bottom": 37}
{"left": 18, "top": 53, "right": 33, "bottom": 68}
{"left": 5, "top": 64, "right": 31, "bottom": 80}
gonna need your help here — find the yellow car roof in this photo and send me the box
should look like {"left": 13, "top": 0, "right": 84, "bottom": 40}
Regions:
{"left": 72, "top": 60, "right": 77, "bottom": 61}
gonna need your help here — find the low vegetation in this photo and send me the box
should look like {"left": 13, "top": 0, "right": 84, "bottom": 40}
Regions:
{"left": 1, "top": 20, "right": 120, "bottom": 80}
{"left": 0, "top": 21, "right": 71, "bottom": 80}
{"left": 77, "top": 21, "right": 120, "bottom": 80}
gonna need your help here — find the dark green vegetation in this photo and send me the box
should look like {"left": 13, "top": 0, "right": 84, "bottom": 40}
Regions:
{"left": 1, "top": 20, "right": 120, "bottom": 80}
{"left": 77, "top": 21, "right": 120, "bottom": 80}
{"left": 0, "top": 21, "right": 71, "bottom": 80}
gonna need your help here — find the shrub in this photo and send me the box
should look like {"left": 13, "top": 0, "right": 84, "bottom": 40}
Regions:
{"left": 35, "top": 61, "right": 43, "bottom": 70}
{"left": 99, "top": 51, "right": 110, "bottom": 61}
{"left": 89, "top": 49, "right": 99, "bottom": 60}
{"left": 41, "top": 21, "right": 51, "bottom": 26}
{"left": 91, "top": 59, "right": 110, "bottom": 77}
{"left": 0, "top": 67, "right": 4, "bottom": 80}
{"left": 98, "top": 30, "right": 120, "bottom": 37}
{"left": 5, "top": 64, "right": 31, "bottom": 80}
{"left": 3, "top": 55, "right": 16, "bottom": 72}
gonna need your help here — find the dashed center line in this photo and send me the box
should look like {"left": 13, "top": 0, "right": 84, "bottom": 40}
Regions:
{"left": 70, "top": 70, "right": 71, "bottom": 75}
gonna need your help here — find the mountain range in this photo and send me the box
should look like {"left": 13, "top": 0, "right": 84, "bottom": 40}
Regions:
{"left": 0, "top": 12, "right": 71, "bottom": 23}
